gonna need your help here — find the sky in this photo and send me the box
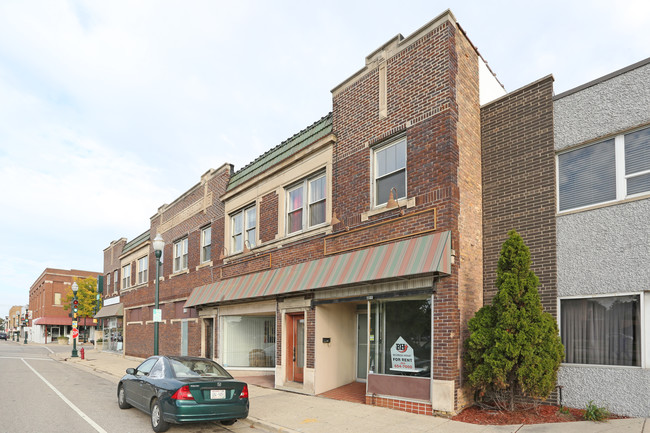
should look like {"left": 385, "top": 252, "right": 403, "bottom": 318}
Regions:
{"left": 1, "top": 0, "right": 649, "bottom": 321}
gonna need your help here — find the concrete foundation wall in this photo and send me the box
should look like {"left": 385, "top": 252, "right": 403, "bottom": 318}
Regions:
{"left": 558, "top": 365, "right": 650, "bottom": 417}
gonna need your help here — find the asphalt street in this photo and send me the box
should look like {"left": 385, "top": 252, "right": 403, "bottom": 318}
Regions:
{"left": 0, "top": 341, "right": 266, "bottom": 433}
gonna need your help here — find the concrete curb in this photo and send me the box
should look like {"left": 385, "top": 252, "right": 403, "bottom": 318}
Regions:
{"left": 242, "top": 416, "right": 301, "bottom": 433}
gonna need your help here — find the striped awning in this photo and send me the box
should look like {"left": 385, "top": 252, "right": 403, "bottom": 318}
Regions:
{"left": 32, "top": 317, "right": 95, "bottom": 326}
{"left": 185, "top": 230, "right": 451, "bottom": 308}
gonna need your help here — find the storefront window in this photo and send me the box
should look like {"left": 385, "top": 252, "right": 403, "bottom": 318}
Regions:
{"left": 220, "top": 315, "right": 275, "bottom": 368}
{"left": 103, "top": 318, "right": 123, "bottom": 352}
{"left": 369, "top": 297, "right": 431, "bottom": 377}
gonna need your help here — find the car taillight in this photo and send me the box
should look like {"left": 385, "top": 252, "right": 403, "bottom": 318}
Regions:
{"left": 172, "top": 385, "right": 195, "bottom": 401}
{"left": 239, "top": 384, "right": 249, "bottom": 399}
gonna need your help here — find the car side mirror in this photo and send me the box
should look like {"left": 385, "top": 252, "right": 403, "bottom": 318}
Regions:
{"left": 126, "top": 368, "right": 136, "bottom": 375}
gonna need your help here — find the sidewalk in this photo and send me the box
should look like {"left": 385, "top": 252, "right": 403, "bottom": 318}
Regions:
{"left": 45, "top": 345, "right": 649, "bottom": 433}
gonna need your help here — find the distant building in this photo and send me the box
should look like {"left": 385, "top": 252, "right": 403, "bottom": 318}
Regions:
{"left": 29, "top": 268, "right": 100, "bottom": 344}
{"left": 8, "top": 305, "right": 23, "bottom": 338}
{"left": 96, "top": 236, "right": 129, "bottom": 353}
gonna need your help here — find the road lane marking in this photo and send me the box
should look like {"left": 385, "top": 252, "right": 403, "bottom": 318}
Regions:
{"left": 0, "top": 356, "right": 52, "bottom": 360}
{"left": 22, "top": 359, "right": 108, "bottom": 433}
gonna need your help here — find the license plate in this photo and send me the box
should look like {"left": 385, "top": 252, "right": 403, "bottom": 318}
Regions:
{"left": 210, "top": 389, "right": 226, "bottom": 399}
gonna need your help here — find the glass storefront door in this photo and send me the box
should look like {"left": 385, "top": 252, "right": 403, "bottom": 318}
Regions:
{"left": 103, "top": 317, "right": 123, "bottom": 352}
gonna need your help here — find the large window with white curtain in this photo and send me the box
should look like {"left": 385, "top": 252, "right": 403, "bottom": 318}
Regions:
{"left": 220, "top": 315, "right": 275, "bottom": 368}
{"left": 560, "top": 295, "right": 641, "bottom": 366}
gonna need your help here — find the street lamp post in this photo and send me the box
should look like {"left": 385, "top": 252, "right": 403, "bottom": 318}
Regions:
{"left": 71, "top": 282, "right": 79, "bottom": 358}
{"left": 152, "top": 233, "right": 165, "bottom": 356}
{"left": 23, "top": 310, "right": 28, "bottom": 344}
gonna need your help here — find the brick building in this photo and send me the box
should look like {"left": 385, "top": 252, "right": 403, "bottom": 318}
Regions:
{"left": 8, "top": 305, "right": 24, "bottom": 339}
{"left": 29, "top": 268, "right": 100, "bottom": 343}
{"left": 112, "top": 165, "right": 231, "bottom": 359}
{"left": 481, "top": 76, "right": 556, "bottom": 313}
{"left": 96, "top": 237, "right": 128, "bottom": 352}
{"left": 184, "top": 10, "right": 507, "bottom": 414}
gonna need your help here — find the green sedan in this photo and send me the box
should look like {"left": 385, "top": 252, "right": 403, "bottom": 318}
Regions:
{"left": 117, "top": 355, "right": 249, "bottom": 432}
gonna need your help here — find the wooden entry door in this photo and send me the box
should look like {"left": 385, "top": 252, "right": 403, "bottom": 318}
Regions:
{"left": 204, "top": 318, "right": 214, "bottom": 359}
{"left": 286, "top": 313, "right": 305, "bottom": 383}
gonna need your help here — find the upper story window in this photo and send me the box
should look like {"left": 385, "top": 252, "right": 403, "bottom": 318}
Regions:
{"left": 231, "top": 206, "right": 256, "bottom": 253}
{"left": 558, "top": 125, "right": 650, "bottom": 212}
{"left": 137, "top": 256, "right": 148, "bottom": 285}
{"left": 287, "top": 173, "right": 326, "bottom": 235}
{"left": 54, "top": 293, "right": 61, "bottom": 305}
{"left": 106, "top": 272, "right": 111, "bottom": 291}
{"left": 373, "top": 138, "right": 407, "bottom": 207}
{"left": 113, "top": 270, "right": 119, "bottom": 293}
{"left": 122, "top": 264, "right": 131, "bottom": 290}
{"left": 201, "top": 226, "right": 212, "bottom": 263}
{"left": 625, "top": 127, "right": 650, "bottom": 195}
{"left": 173, "top": 237, "right": 188, "bottom": 273}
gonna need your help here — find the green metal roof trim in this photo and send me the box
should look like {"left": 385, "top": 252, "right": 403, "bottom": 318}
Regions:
{"left": 227, "top": 113, "right": 333, "bottom": 192}
{"left": 122, "top": 230, "right": 150, "bottom": 254}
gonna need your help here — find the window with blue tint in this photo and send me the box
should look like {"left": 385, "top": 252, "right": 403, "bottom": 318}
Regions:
{"left": 558, "top": 139, "right": 616, "bottom": 211}
{"left": 625, "top": 126, "right": 650, "bottom": 196}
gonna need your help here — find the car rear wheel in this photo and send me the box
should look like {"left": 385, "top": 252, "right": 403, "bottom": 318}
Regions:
{"left": 117, "top": 385, "right": 131, "bottom": 409}
{"left": 150, "top": 399, "right": 170, "bottom": 433}
{"left": 220, "top": 420, "right": 236, "bottom": 426}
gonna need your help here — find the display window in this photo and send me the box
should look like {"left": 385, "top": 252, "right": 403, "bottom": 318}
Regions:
{"left": 220, "top": 315, "right": 276, "bottom": 368}
{"left": 368, "top": 297, "right": 431, "bottom": 377}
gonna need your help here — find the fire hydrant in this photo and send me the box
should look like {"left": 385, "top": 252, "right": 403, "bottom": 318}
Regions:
{"left": 80, "top": 347, "right": 85, "bottom": 360}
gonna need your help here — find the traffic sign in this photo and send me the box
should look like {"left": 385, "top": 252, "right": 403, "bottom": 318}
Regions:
{"left": 72, "top": 321, "right": 78, "bottom": 328}
{"left": 72, "top": 328, "right": 79, "bottom": 339}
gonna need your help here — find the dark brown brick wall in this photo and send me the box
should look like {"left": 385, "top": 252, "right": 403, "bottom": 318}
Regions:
{"left": 259, "top": 191, "right": 278, "bottom": 243}
{"left": 329, "top": 19, "right": 483, "bottom": 413}
{"left": 306, "top": 308, "right": 315, "bottom": 369}
{"left": 332, "top": 22, "right": 455, "bottom": 223}
{"left": 481, "top": 76, "right": 557, "bottom": 316}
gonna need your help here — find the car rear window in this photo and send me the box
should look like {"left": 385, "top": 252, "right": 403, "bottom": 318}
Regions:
{"left": 170, "top": 359, "right": 233, "bottom": 379}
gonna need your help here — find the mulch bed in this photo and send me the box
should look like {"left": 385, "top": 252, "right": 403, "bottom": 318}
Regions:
{"left": 452, "top": 404, "right": 627, "bottom": 425}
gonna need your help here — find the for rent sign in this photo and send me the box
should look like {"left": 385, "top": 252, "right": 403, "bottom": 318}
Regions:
{"left": 390, "top": 336, "right": 415, "bottom": 371}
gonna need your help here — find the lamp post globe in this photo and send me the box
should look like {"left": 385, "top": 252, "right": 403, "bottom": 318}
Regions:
{"left": 153, "top": 234, "right": 164, "bottom": 356}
